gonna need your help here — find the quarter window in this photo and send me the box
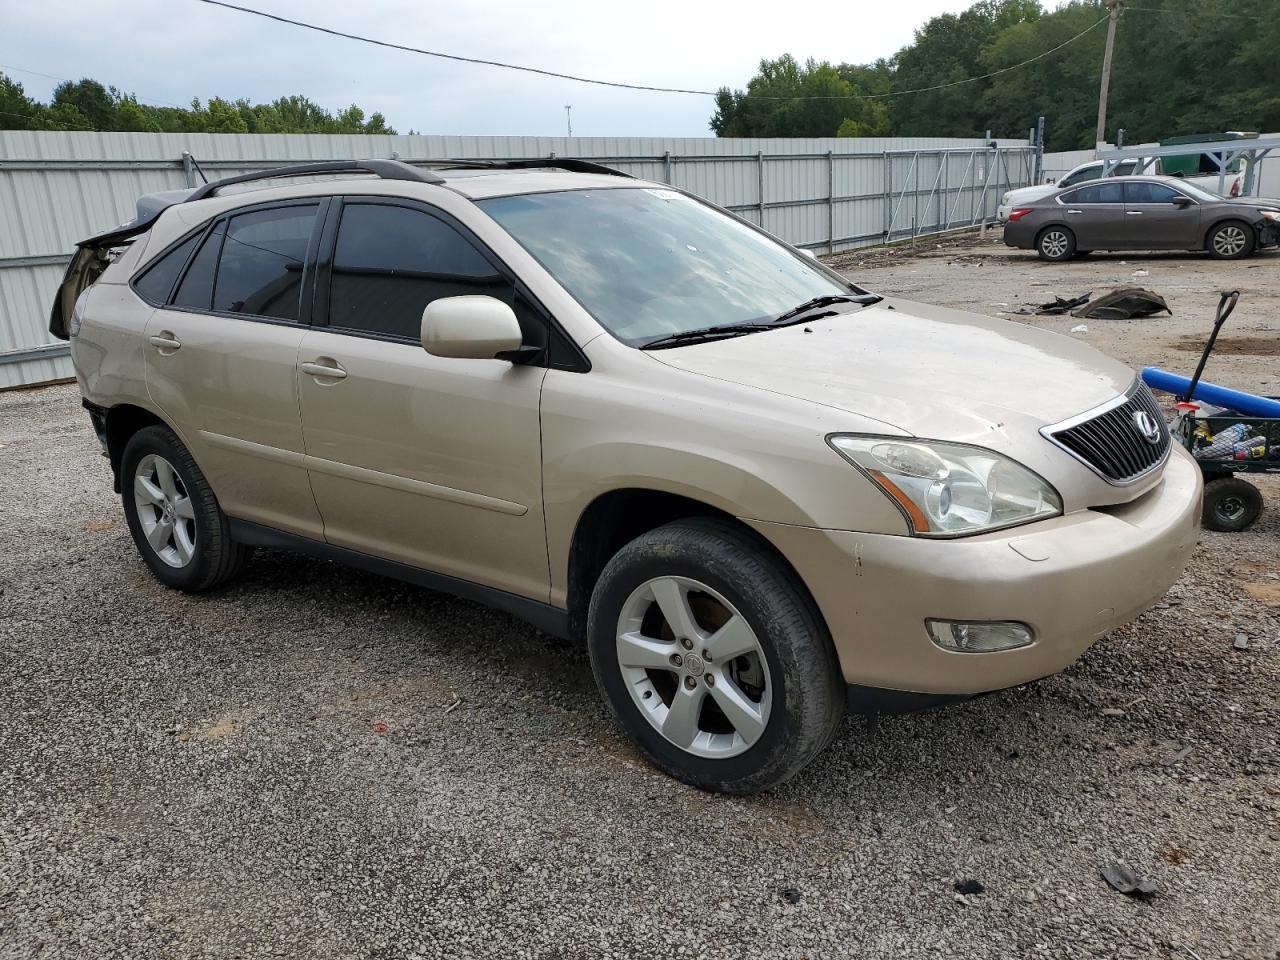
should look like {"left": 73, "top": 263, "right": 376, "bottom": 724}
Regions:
{"left": 171, "top": 222, "right": 224, "bottom": 310}
{"left": 328, "top": 203, "right": 510, "bottom": 340}
{"left": 133, "top": 232, "right": 200, "bottom": 305}
{"left": 212, "top": 205, "right": 318, "bottom": 321}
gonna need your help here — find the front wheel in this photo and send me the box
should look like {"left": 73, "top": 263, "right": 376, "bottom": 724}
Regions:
{"left": 1202, "top": 476, "right": 1263, "bottom": 532}
{"left": 587, "top": 518, "right": 844, "bottom": 793}
{"left": 1036, "top": 226, "right": 1076, "bottom": 261}
{"left": 1207, "top": 221, "right": 1255, "bottom": 260}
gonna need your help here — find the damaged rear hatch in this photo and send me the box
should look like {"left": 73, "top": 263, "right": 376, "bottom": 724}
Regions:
{"left": 49, "top": 188, "right": 194, "bottom": 339}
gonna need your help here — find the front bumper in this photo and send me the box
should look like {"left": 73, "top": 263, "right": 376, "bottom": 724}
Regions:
{"left": 749, "top": 445, "right": 1202, "bottom": 696}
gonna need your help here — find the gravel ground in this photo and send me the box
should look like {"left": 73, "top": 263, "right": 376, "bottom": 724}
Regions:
{"left": 3, "top": 240, "right": 1279, "bottom": 958}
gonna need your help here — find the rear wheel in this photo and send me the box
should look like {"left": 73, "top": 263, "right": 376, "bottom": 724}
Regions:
{"left": 1207, "top": 221, "right": 1255, "bottom": 260}
{"left": 121, "top": 425, "right": 252, "bottom": 591}
{"left": 587, "top": 518, "right": 844, "bottom": 793}
{"left": 1202, "top": 476, "right": 1263, "bottom": 532}
{"left": 1036, "top": 226, "right": 1076, "bottom": 261}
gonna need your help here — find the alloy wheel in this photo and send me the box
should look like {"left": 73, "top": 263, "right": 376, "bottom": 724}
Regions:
{"left": 615, "top": 575, "right": 771, "bottom": 759}
{"left": 133, "top": 453, "right": 197, "bottom": 568}
{"left": 1212, "top": 225, "right": 1247, "bottom": 257}
{"left": 1041, "top": 231, "right": 1069, "bottom": 259}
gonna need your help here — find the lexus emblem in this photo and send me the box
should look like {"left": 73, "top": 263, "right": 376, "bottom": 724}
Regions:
{"left": 1132, "top": 410, "right": 1162, "bottom": 445}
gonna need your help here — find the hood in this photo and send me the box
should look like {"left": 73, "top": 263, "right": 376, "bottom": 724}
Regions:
{"left": 647, "top": 298, "right": 1135, "bottom": 453}
{"left": 1224, "top": 196, "right": 1280, "bottom": 210}
{"left": 1003, "top": 183, "right": 1058, "bottom": 205}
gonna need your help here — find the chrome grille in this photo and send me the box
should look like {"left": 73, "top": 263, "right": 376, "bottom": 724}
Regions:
{"left": 1044, "top": 382, "right": 1171, "bottom": 484}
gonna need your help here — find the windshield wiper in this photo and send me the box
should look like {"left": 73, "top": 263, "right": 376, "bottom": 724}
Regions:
{"left": 639, "top": 293, "right": 884, "bottom": 350}
{"left": 771, "top": 293, "right": 882, "bottom": 325}
{"left": 640, "top": 323, "right": 774, "bottom": 350}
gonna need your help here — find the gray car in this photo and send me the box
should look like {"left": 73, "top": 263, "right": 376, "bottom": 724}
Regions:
{"left": 1002, "top": 175, "right": 1280, "bottom": 261}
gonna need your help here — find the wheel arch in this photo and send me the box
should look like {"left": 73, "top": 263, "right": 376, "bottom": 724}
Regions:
{"left": 102, "top": 403, "right": 173, "bottom": 493}
{"left": 1035, "top": 222, "right": 1075, "bottom": 245}
{"left": 564, "top": 487, "right": 825, "bottom": 644}
{"left": 1201, "top": 216, "right": 1255, "bottom": 250}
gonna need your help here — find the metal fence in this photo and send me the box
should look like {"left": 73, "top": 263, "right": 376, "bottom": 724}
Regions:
{"left": 0, "top": 131, "right": 1033, "bottom": 388}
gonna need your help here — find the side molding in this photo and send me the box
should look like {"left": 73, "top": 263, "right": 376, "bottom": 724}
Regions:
{"left": 228, "top": 519, "right": 569, "bottom": 639}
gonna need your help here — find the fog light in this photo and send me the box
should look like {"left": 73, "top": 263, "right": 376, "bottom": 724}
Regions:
{"left": 926, "top": 619, "right": 1035, "bottom": 653}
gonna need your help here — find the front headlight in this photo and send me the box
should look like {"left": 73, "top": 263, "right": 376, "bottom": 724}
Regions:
{"left": 828, "top": 436, "right": 1062, "bottom": 537}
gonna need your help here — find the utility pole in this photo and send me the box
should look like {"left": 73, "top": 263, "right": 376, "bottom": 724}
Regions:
{"left": 1095, "top": 0, "right": 1124, "bottom": 146}
{"left": 564, "top": 105, "right": 573, "bottom": 138}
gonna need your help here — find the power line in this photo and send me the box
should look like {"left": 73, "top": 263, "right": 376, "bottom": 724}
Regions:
{"left": 0, "top": 108, "right": 95, "bottom": 131}
{"left": 863, "top": 14, "right": 1110, "bottom": 99}
{"left": 194, "top": 0, "right": 716, "bottom": 96}
{"left": 0, "top": 63, "right": 190, "bottom": 109}
{"left": 194, "top": 0, "right": 1109, "bottom": 101}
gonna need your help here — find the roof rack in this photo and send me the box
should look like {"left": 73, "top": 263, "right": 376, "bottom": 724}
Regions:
{"left": 410, "top": 158, "right": 634, "bottom": 179}
{"left": 184, "top": 159, "right": 445, "bottom": 203}
{"left": 181, "top": 156, "right": 633, "bottom": 206}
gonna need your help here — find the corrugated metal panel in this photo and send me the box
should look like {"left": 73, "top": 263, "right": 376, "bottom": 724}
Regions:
{"left": 1, "top": 131, "right": 1033, "bottom": 387}
{"left": 1041, "top": 148, "right": 1097, "bottom": 180}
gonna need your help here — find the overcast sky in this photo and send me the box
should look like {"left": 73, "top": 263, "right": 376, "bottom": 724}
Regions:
{"left": 5, "top": 0, "right": 987, "bottom": 138}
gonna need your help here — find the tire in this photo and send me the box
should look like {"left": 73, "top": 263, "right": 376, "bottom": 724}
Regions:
{"left": 1202, "top": 476, "right": 1263, "bottom": 532}
{"left": 586, "top": 518, "right": 844, "bottom": 793}
{"left": 1206, "top": 220, "right": 1255, "bottom": 260}
{"left": 1036, "top": 226, "right": 1076, "bottom": 261}
{"left": 121, "top": 425, "right": 252, "bottom": 591}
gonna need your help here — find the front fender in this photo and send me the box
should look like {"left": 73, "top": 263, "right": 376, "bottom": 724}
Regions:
{"left": 540, "top": 366, "right": 910, "bottom": 606}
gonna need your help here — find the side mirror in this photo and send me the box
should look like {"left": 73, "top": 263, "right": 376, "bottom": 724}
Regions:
{"left": 1172, "top": 195, "right": 1193, "bottom": 208}
{"left": 421, "top": 296, "right": 523, "bottom": 360}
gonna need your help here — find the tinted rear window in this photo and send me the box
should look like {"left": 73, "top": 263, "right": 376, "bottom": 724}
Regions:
{"left": 134, "top": 232, "right": 200, "bottom": 305}
{"left": 1064, "top": 183, "right": 1123, "bottom": 204}
{"left": 1124, "top": 182, "right": 1182, "bottom": 204}
{"left": 213, "top": 205, "right": 318, "bottom": 321}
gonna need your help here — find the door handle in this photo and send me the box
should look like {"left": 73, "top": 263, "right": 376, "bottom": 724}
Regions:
{"left": 300, "top": 359, "right": 348, "bottom": 381}
{"left": 148, "top": 332, "right": 181, "bottom": 352}
{"left": 1126, "top": 210, "right": 1143, "bottom": 216}
{"left": 1066, "top": 209, "right": 1083, "bottom": 215}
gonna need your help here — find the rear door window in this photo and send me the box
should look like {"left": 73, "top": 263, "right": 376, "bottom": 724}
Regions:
{"left": 213, "top": 205, "right": 318, "bottom": 321}
{"left": 133, "top": 232, "right": 201, "bottom": 305}
{"left": 327, "top": 202, "right": 511, "bottom": 340}
{"left": 1124, "top": 182, "right": 1182, "bottom": 204}
{"left": 1063, "top": 183, "right": 1124, "bottom": 204}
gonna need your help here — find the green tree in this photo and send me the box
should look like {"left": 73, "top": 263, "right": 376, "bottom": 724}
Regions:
{"left": 981, "top": 1, "right": 1105, "bottom": 149}
{"left": 712, "top": 54, "right": 887, "bottom": 138}
{"left": 0, "top": 73, "right": 399, "bottom": 135}
{"left": 888, "top": 0, "right": 1042, "bottom": 137}
{"left": 0, "top": 73, "right": 42, "bottom": 129}
{"left": 51, "top": 79, "right": 116, "bottom": 129}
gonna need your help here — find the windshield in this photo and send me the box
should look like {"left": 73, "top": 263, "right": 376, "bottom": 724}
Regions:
{"left": 1175, "top": 181, "right": 1227, "bottom": 202}
{"left": 478, "top": 187, "right": 853, "bottom": 346}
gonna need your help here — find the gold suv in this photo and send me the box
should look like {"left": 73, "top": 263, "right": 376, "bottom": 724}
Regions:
{"left": 51, "top": 159, "right": 1202, "bottom": 792}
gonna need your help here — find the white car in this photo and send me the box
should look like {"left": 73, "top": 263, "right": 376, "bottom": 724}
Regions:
{"left": 997, "top": 157, "right": 1244, "bottom": 222}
